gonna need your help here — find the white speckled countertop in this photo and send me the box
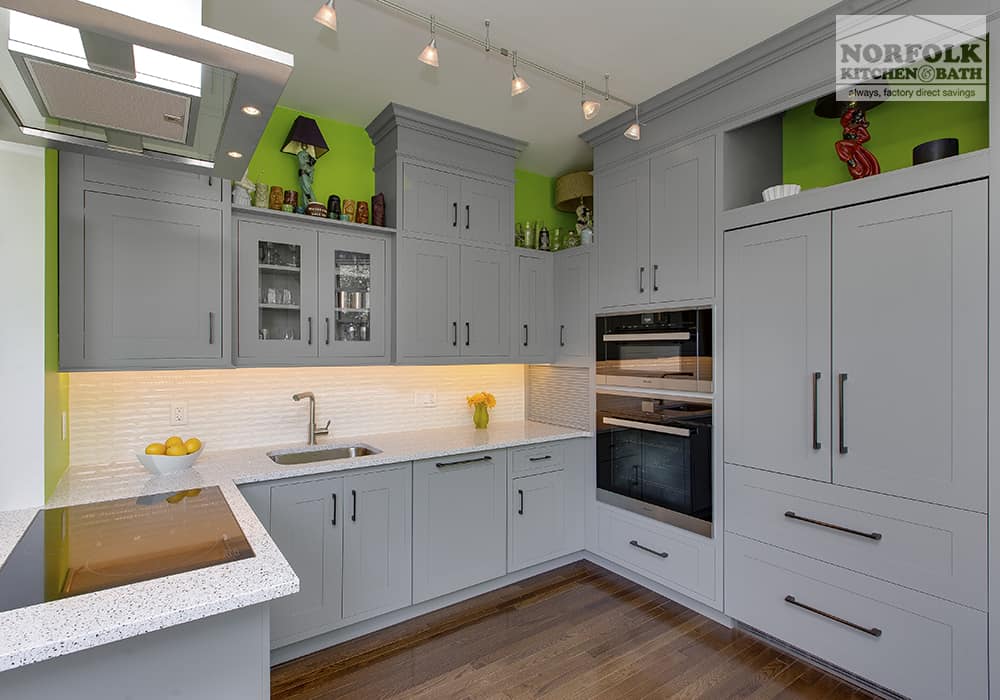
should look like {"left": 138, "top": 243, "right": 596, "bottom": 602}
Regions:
{"left": 0, "top": 420, "right": 590, "bottom": 671}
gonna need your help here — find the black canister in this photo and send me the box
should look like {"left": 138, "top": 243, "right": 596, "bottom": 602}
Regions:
{"left": 913, "top": 138, "right": 959, "bottom": 165}
{"left": 327, "top": 194, "right": 341, "bottom": 218}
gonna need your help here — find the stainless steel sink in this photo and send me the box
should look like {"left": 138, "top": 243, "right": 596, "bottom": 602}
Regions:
{"left": 267, "top": 444, "right": 381, "bottom": 465}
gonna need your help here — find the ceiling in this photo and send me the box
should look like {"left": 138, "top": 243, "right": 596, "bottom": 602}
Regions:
{"left": 203, "top": 1, "right": 838, "bottom": 175}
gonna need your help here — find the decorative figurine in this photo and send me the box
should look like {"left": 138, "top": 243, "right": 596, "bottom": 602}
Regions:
{"left": 281, "top": 116, "right": 330, "bottom": 207}
{"left": 538, "top": 223, "right": 550, "bottom": 251}
{"left": 283, "top": 190, "right": 298, "bottom": 213}
{"left": 254, "top": 181, "right": 269, "bottom": 208}
{"left": 232, "top": 174, "right": 253, "bottom": 208}
{"left": 372, "top": 193, "right": 386, "bottom": 227}
{"left": 576, "top": 203, "right": 593, "bottom": 245}
{"left": 342, "top": 199, "right": 356, "bottom": 223}
{"left": 814, "top": 94, "right": 882, "bottom": 180}
{"left": 327, "top": 194, "right": 341, "bottom": 219}
{"left": 356, "top": 201, "right": 370, "bottom": 225}
{"left": 268, "top": 186, "right": 284, "bottom": 211}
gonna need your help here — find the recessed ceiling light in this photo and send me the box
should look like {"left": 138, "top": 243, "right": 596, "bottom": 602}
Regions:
{"left": 227, "top": 150, "right": 244, "bottom": 159}
{"left": 241, "top": 105, "right": 262, "bottom": 116}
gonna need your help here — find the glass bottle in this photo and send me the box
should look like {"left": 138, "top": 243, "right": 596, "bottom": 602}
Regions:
{"left": 515, "top": 222, "right": 525, "bottom": 248}
{"left": 523, "top": 220, "right": 536, "bottom": 249}
{"left": 538, "top": 223, "right": 550, "bottom": 251}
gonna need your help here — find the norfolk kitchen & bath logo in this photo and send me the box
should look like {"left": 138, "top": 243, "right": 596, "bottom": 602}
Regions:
{"left": 836, "top": 14, "right": 986, "bottom": 102}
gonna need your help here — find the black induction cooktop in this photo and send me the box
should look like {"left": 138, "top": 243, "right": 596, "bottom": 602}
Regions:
{"left": 0, "top": 486, "right": 254, "bottom": 613}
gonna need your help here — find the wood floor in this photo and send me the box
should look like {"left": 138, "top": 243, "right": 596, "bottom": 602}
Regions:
{"left": 271, "top": 562, "right": 877, "bottom": 700}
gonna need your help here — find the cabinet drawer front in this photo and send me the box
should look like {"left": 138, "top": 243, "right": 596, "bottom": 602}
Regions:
{"left": 596, "top": 506, "right": 714, "bottom": 599}
{"left": 725, "top": 534, "right": 987, "bottom": 700}
{"left": 510, "top": 442, "right": 565, "bottom": 476}
{"left": 725, "top": 464, "right": 986, "bottom": 610}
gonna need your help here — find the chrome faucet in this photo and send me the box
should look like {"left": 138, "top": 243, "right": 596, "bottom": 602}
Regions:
{"left": 292, "top": 391, "right": 331, "bottom": 445}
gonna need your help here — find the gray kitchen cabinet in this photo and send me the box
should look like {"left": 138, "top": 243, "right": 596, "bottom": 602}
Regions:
{"left": 831, "top": 182, "right": 987, "bottom": 512}
{"left": 81, "top": 153, "right": 222, "bottom": 203}
{"left": 60, "top": 191, "right": 226, "bottom": 369}
{"left": 461, "top": 176, "right": 512, "bottom": 247}
{"left": 649, "top": 136, "right": 715, "bottom": 303}
{"left": 460, "top": 245, "right": 510, "bottom": 357}
{"left": 342, "top": 465, "right": 413, "bottom": 623}
{"left": 597, "top": 160, "right": 650, "bottom": 309}
{"left": 509, "top": 469, "right": 567, "bottom": 571}
{"left": 318, "top": 232, "right": 388, "bottom": 361}
{"left": 237, "top": 219, "right": 319, "bottom": 361}
{"left": 397, "top": 237, "right": 461, "bottom": 359}
{"left": 401, "top": 163, "right": 462, "bottom": 239}
{"left": 268, "top": 476, "right": 344, "bottom": 647}
{"left": 412, "top": 450, "right": 508, "bottom": 603}
{"left": 554, "top": 248, "right": 591, "bottom": 363}
{"left": 514, "top": 251, "right": 553, "bottom": 362}
{"left": 723, "top": 212, "right": 832, "bottom": 482}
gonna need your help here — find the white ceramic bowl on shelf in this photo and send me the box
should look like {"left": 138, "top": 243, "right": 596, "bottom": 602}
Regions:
{"left": 136, "top": 444, "right": 205, "bottom": 475}
{"left": 762, "top": 184, "right": 801, "bottom": 201}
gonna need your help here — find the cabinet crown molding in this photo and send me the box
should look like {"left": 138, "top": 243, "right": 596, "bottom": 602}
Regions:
{"left": 366, "top": 103, "right": 527, "bottom": 160}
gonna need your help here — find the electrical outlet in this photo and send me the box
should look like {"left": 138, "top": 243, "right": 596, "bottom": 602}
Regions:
{"left": 170, "top": 401, "right": 188, "bottom": 426}
{"left": 413, "top": 392, "right": 437, "bottom": 408}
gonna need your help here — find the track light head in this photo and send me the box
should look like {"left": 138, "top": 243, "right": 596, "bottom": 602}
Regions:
{"left": 314, "top": 0, "right": 337, "bottom": 30}
{"left": 511, "top": 51, "right": 529, "bottom": 96}
{"left": 418, "top": 37, "right": 439, "bottom": 67}
{"left": 582, "top": 99, "right": 601, "bottom": 119}
{"left": 624, "top": 104, "right": 641, "bottom": 140}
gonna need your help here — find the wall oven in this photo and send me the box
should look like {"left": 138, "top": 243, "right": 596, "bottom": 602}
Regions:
{"left": 596, "top": 308, "right": 712, "bottom": 393}
{"left": 596, "top": 392, "right": 712, "bottom": 537}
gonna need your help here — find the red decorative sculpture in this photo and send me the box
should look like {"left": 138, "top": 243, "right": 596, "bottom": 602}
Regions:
{"left": 835, "top": 107, "right": 880, "bottom": 180}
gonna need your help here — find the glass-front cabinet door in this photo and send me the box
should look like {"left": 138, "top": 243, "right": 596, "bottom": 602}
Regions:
{"left": 318, "top": 232, "right": 387, "bottom": 360}
{"left": 237, "top": 220, "right": 319, "bottom": 360}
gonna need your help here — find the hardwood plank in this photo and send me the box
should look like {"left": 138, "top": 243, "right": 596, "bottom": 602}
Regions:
{"left": 271, "top": 562, "right": 875, "bottom": 700}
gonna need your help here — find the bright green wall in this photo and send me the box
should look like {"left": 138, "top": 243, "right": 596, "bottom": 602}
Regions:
{"left": 783, "top": 99, "right": 988, "bottom": 190}
{"left": 44, "top": 148, "right": 69, "bottom": 498}
{"left": 514, "top": 169, "right": 577, "bottom": 232}
{"left": 246, "top": 106, "right": 375, "bottom": 207}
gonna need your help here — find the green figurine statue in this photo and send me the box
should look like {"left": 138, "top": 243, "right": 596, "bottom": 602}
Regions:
{"left": 296, "top": 147, "right": 317, "bottom": 207}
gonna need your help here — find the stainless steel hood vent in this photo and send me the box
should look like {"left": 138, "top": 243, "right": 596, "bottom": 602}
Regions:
{"left": 0, "top": 1, "right": 293, "bottom": 178}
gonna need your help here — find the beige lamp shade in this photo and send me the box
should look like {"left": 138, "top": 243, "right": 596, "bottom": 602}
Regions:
{"left": 555, "top": 171, "right": 594, "bottom": 212}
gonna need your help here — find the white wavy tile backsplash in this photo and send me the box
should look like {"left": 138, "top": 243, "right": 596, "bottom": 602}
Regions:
{"left": 69, "top": 365, "right": 526, "bottom": 466}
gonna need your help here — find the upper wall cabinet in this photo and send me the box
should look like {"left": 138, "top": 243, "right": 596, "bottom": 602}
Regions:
{"left": 401, "top": 164, "right": 512, "bottom": 247}
{"left": 554, "top": 248, "right": 592, "bottom": 365}
{"left": 513, "top": 251, "right": 554, "bottom": 362}
{"left": 60, "top": 154, "right": 229, "bottom": 370}
{"left": 596, "top": 136, "right": 716, "bottom": 310}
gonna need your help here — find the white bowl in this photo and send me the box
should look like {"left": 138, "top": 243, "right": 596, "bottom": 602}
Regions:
{"left": 136, "top": 444, "right": 205, "bottom": 475}
{"left": 762, "top": 184, "right": 801, "bottom": 202}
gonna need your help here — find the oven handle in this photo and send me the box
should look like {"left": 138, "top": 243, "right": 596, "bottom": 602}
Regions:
{"left": 601, "top": 332, "right": 691, "bottom": 342}
{"left": 602, "top": 416, "right": 691, "bottom": 437}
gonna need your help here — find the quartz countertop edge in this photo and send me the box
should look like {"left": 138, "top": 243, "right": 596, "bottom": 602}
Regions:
{"left": 0, "top": 421, "right": 591, "bottom": 671}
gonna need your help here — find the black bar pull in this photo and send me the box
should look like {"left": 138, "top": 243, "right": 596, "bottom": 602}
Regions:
{"left": 528, "top": 455, "right": 551, "bottom": 462}
{"left": 559, "top": 325, "right": 565, "bottom": 347}
{"left": 784, "top": 595, "right": 882, "bottom": 637}
{"left": 523, "top": 324, "right": 529, "bottom": 347}
{"left": 784, "top": 511, "right": 882, "bottom": 541}
{"left": 452, "top": 202, "right": 458, "bottom": 227}
{"left": 351, "top": 489, "right": 357, "bottom": 522}
{"left": 652, "top": 264, "right": 659, "bottom": 292}
{"left": 436, "top": 455, "right": 493, "bottom": 468}
{"left": 639, "top": 266, "right": 645, "bottom": 294}
{"left": 518, "top": 489, "right": 524, "bottom": 515}
{"left": 465, "top": 322, "right": 471, "bottom": 346}
{"left": 307, "top": 317, "right": 313, "bottom": 345}
{"left": 465, "top": 204, "right": 470, "bottom": 229}
{"left": 208, "top": 312, "right": 215, "bottom": 345}
{"left": 452, "top": 321, "right": 458, "bottom": 346}
{"left": 838, "top": 373, "right": 848, "bottom": 455}
{"left": 331, "top": 493, "right": 337, "bottom": 526}
{"left": 812, "top": 372, "right": 821, "bottom": 450}
{"left": 629, "top": 540, "right": 668, "bottom": 558}
{"left": 325, "top": 317, "right": 331, "bottom": 345}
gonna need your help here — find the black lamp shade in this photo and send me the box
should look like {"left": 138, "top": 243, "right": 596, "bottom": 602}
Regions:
{"left": 281, "top": 116, "right": 329, "bottom": 159}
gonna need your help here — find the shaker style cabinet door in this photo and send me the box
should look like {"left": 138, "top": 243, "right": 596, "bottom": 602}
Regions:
{"left": 554, "top": 249, "right": 591, "bottom": 362}
{"left": 514, "top": 253, "right": 553, "bottom": 361}
{"left": 509, "top": 470, "right": 567, "bottom": 571}
{"left": 78, "top": 192, "right": 224, "bottom": 364}
{"left": 236, "top": 220, "right": 319, "bottom": 361}
{"left": 723, "top": 212, "right": 832, "bottom": 482}
{"left": 459, "top": 245, "right": 510, "bottom": 357}
{"left": 649, "top": 136, "right": 716, "bottom": 303}
{"left": 397, "top": 237, "right": 461, "bottom": 358}
{"left": 597, "top": 160, "right": 651, "bottom": 309}
{"left": 460, "top": 176, "right": 512, "bottom": 247}
{"left": 401, "top": 163, "right": 463, "bottom": 239}
{"left": 832, "top": 181, "right": 987, "bottom": 512}
{"left": 318, "top": 232, "right": 388, "bottom": 360}
{"left": 268, "top": 477, "right": 344, "bottom": 646}
{"left": 412, "top": 451, "right": 508, "bottom": 603}
{"left": 342, "top": 466, "right": 412, "bottom": 623}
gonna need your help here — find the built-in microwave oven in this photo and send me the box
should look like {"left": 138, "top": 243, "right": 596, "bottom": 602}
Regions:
{"left": 595, "top": 308, "right": 712, "bottom": 393}
{"left": 596, "top": 392, "right": 713, "bottom": 537}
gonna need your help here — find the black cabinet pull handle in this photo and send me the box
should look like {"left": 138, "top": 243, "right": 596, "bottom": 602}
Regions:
{"left": 629, "top": 540, "right": 668, "bottom": 558}
{"left": 784, "top": 595, "right": 882, "bottom": 637}
{"left": 523, "top": 324, "right": 529, "bottom": 347}
{"left": 559, "top": 325, "right": 565, "bottom": 347}
{"left": 307, "top": 317, "right": 313, "bottom": 345}
{"left": 784, "top": 511, "right": 882, "bottom": 541}
{"left": 452, "top": 321, "right": 458, "bottom": 346}
{"left": 838, "top": 373, "right": 848, "bottom": 455}
{"left": 639, "top": 266, "right": 645, "bottom": 294}
{"left": 652, "top": 264, "right": 659, "bottom": 292}
{"left": 331, "top": 493, "right": 337, "bottom": 526}
{"left": 528, "top": 455, "right": 551, "bottom": 462}
{"left": 518, "top": 489, "right": 524, "bottom": 515}
{"left": 436, "top": 455, "right": 493, "bottom": 468}
{"left": 208, "top": 312, "right": 215, "bottom": 345}
{"left": 325, "top": 317, "right": 331, "bottom": 345}
{"left": 465, "top": 204, "right": 470, "bottom": 229}
{"left": 351, "top": 489, "right": 357, "bottom": 522}
{"left": 465, "top": 321, "right": 471, "bottom": 347}
{"left": 452, "top": 202, "right": 458, "bottom": 227}
{"left": 812, "top": 372, "right": 821, "bottom": 450}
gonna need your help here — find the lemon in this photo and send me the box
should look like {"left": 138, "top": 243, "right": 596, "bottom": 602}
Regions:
{"left": 165, "top": 444, "right": 187, "bottom": 457}
{"left": 184, "top": 437, "right": 202, "bottom": 454}
{"left": 165, "top": 436, "right": 184, "bottom": 448}
{"left": 145, "top": 442, "right": 167, "bottom": 455}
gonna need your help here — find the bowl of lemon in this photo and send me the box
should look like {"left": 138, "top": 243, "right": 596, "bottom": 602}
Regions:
{"left": 137, "top": 436, "right": 204, "bottom": 475}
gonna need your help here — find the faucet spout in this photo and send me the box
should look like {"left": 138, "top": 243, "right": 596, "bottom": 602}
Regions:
{"left": 292, "top": 392, "right": 330, "bottom": 445}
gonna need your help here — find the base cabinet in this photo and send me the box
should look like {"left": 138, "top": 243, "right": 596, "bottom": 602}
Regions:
{"left": 509, "top": 470, "right": 567, "bottom": 571}
{"left": 412, "top": 450, "right": 508, "bottom": 603}
{"left": 725, "top": 534, "right": 988, "bottom": 700}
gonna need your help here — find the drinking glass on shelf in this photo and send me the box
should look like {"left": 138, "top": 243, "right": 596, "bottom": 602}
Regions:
{"left": 266, "top": 288, "right": 278, "bottom": 304}
{"left": 282, "top": 289, "right": 293, "bottom": 305}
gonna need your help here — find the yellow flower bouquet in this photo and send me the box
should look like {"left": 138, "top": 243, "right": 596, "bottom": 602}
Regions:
{"left": 466, "top": 391, "right": 497, "bottom": 429}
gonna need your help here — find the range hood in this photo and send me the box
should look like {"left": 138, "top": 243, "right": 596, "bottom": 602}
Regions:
{"left": 0, "top": 1, "right": 293, "bottom": 179}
